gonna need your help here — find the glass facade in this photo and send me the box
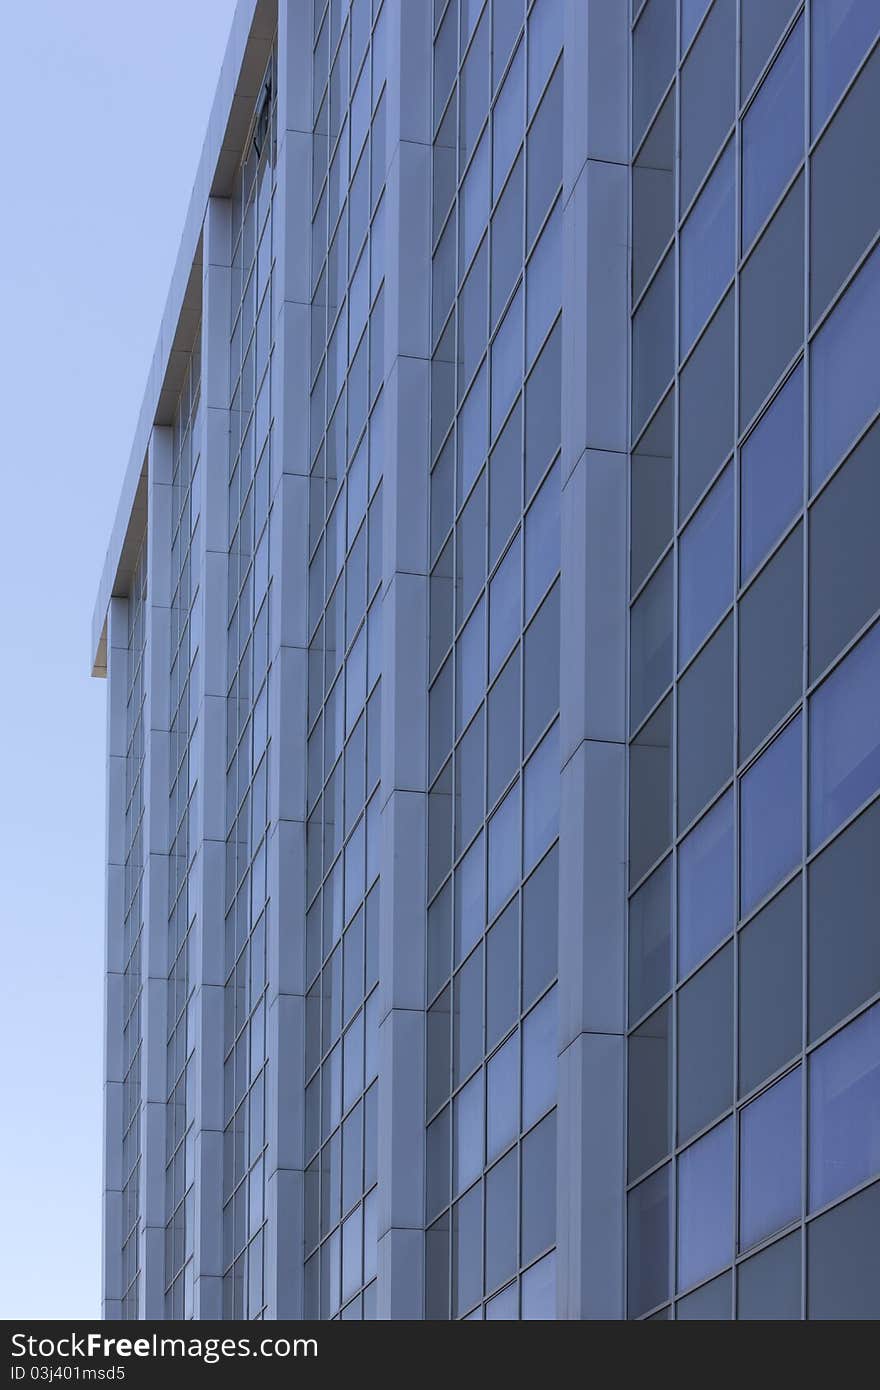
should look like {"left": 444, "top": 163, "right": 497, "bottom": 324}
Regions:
{"left": 628, "top": 0, "right": 880, "bottom": 1319}
{"left": 304, "top": 0, "right": 387, "bottom": 1320}
{"left": 96, "top": 0, "right": 879, "bottom": 1323}
{"left": 425, "top": 0, "right": 563, "bottom": 1321}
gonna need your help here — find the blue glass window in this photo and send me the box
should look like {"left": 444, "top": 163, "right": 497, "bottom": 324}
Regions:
{"left": 740, "top": 1067, "right": 802, "bottom": 1249}
{"left": 522, "top": 986, "right": 557, "bottom": 1129}
{"left": 809, "top": 1001, "right": 880, "bottom": 1210}
{"left": 628, "top": 1164, "right": 670, "bottom": 1317}
{"left": 678, "top": 1118, "right": 734, "bottom": 1292}
{"left": 679, "top": 464, "right": 734, "bottom": 665}
{"left": 812, "top": 0, "right": 880, "bottom": 134}
{"left": 742, "top": 17, "right": 804, "bottom": 250}
{"left": 740, "top": 363, "right": 803, "bottom": 580}
{"left": 810, "top": 242, "right": 880, "bottom": 490}
{"left": 741, "top": 716, "right": 802, "bottom": 915}
{"left": 678, "top": 790, "right": 734, "bottom": 977}
{"left": 680, "top": 141, "right": 735, "bottom": 357}
{"left": 809, "top": 620, "right": 880, "bottom": 849}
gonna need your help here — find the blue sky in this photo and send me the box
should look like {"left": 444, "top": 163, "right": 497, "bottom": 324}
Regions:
{"left": 0, "top": 0, "right": 237, "bottom": 1319}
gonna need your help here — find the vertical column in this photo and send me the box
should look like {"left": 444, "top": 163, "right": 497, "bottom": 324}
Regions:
{"left": 556, "top": 0, "right": 629, "bottom": 1319}
{"left": 102, "top": 598, "right": 129, "bottom": 1320}
{"left": 191, "top": 197, "right": 232, "bottom": 1319}
{"left": 264, "top": 0, "right": 312, "bottom": 1319}
{"left": 137, "top": 429, "right": 173, "bottom": 1318}
{"left": 376, "top": 0, "right": 432, "bottom": 1320}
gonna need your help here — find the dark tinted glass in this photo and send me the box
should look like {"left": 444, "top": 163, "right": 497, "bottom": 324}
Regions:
{"left": 452, "top": 1184, "right": 482, "bottom": 1317}
{"left": 740, "top": 363, "right": 803, "bottom": 581}
{"left": 811, "top": 0, "right": 880, "bottom": 135}
{"left": 680, "top": 0, "right": 736, "bottom": 210}
{"left": 810, "top": 243, "right": 880, "bottom": 490}
{"left": 524, "top": 321, "right": 561, "bottom": 497}
{"left": 740, "top": 716, "right": 802, "bottom": 916}
{"left": 677, "top": 1270, "right": 731, "bottom": 1320}
{"left": 737, "top": 1230, "right": 801, "bottom": 1319}
{"left": 679, "top": 291, "right": 734, "bottom": 520}
{"left": 633, "top": 0, "right": 676, "bottom": 150}
{"left": 630, "top": 554, "right": 673, "bottom": 732}
{"left": 738, "top": 524, "right": 802, "bottom": 761}
{"left": 488, "top": 648, "right": 520, "bottom": 808}
{"left": 809, "top": 799, "right": 880, "bottom": 1044}
{"left": 742, "top": 16, "right": 803, "bottom": 251}
{"left": 678, "top": 464, "right": 733, "bottom": 666}
{"left": 632, "top": 249, "right": 674, "bottom": 438}
{"left": 677, "top": 942, "right": 733, "bottom": 1143}
{"left": 680, "top": 140, "right": 735, "bottom": 357}
{"left": 739, "top": 1066, "right": 802, "bottom": 1249}
{"left": 677, "top": 1119, "right": 734, "bottom": 1293}
{"left": 677, "top": 616, "right": 733, "bottom": 830}
{"left": 486, "top": 898, "right": 519, "bottom": 1051}
{"left": 810, "top": 43, "right": 880, "bottom": 323}
{"left": 678, "top": 790, "right": 734, "bottom": 978}
{"left": 455, "top": 708, "right": 484, "bottom": 856}
{"left": 524, "top": 582, "right": 559, "bottom": 750}
{"left": 627, "top": 1165, "right": 670, "bottom": 1318}
{"left": 521, "top": 1111, "right": 556, "bottom": 1265}
{"left": 485, "top": 1150, "right": 517, "bottom": 1294}
{"left": 807, "top": 1180, "right": 880, "bottom": 1320}
{"left": 632, "top": 392, "right": 674, "bottom": 594}
{"left": 633, "top": 92, "right": 675, "bottom": 301}
{"left": 628, "top": 856, "right": 672, "bottom": 1024}
{"left": 809, "top": 620, "right": 880, "bottom": 849}
{"left": 628, "top": 1002, "right": 671, "bottom": 1180}
{"left": 491, "top": 153, "right": 524, "bottom": 329}
{"left": 489, "top": 399, "right": 522, "bottom": 567}
{"left": 739, "top": 174, "right": 804, "bottom": 431}
{"left": 809, "top": 1001, "right": 880, "bottom": 1211}
{"left": 809, "top": 417, "right": 880, "bottom": 680}
{"left": 526, "top": 62, "right": 562, "bottom": 246}
{"left": 522, "top": 845, "right": 558, "bottom": 1007}
{"left": 630, "top": 694, "right": 672, "bottom": 887}
{"left": 741, "top": 0, "right": 798, "bottom": 96}
{"left": 453, "top": 945, "right": 483, "bottom": 1086}
{"left": 738, "top": 878, "right": 802, "bottom": 1096}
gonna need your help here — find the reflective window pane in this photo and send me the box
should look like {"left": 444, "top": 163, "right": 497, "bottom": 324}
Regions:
{"left": 678, "top": 464, "right": 733, "bottom": 666}
{"left": 810, "top": 242, "right": 880, "bottom": 490}
{"left": 740, "top": 363, "right": 803, "bottom": 581}
{"left": 737, "top": 1229, "right": 801, "bottom": 1320}
{"left": 521, "top": 1249, "right": 555, "bottom": 1318}
{"left": 628, "top": 1164, "right": 670, "bottom": 1318}
{"left": 680, "top": 0, "right": 736, "bottom": 210}
{"left": 807, "top": 1180, "right": 880, "bottom": 1320}
{"left": 521, "top": 1110, "right": 556, "bottom": 1265}
{"left": 524, "top": 582, "right": 559, "bottom": 750}
{"left": 677, "top": 943, "right": 733, "bottom": 1144}
{"left": 677, "top": 616, "right": 733, "bottom": 830}
{"left": 676, "top": 1270, "right": 731, "bottom": 1320}
{"left": 522, "top": 985, "right": 557, "bottom": 1129}
{"left": 809, "top": 1001, "right": 880, "bottom": 1210}
{"left": 740, "top": 716, "right": 802, "bottom": 916}
{"left": 631, "top": 392, "right": 674, "bottom": 594}
{"left": 739, "top": 173, "right": 804, "bottom": 431}
{"left": 633, "top": 0, "right": 676, "bottom": 151}
{"left": 809, "top": 620, "right": 880, "bottom": 849}
{"left": 486, "top": 898, "right": 519, "bottom": 1051}
{"left": 487, "top": 1030, "right": 519, "bottom": 1162}
{"left": 488, "top": 781, "right": 521, "bottom": 920}
{"left": 485, "top": 1150, "right": 518, "bottom": 1294}
{"left": 633, "top": 92, "right": 675, "bottom": 301}
{"left": 629, "top": 695, "right": 672, "bottom": 888}
{"left": 742, "top": 16, "right": 803, "bottom": 250}
{"left": 739, "top": 878, "right": 802, "bottom": 1096}
{"left": 678, "top": 790, "right": 734, "bottom": 978}
{"left": 679, "top": 291, "right": 734, "bottom": 521}
{"left": 522, "top": 845, "right": 558, "bottom": 1008}
{"left": 741, "top": 0, "right": 798, "bottom": 96}
{"left": 677, "top": 1118, "right": 734, "bottom": 1293}
{"left": 628, "top": 856, "right": 672, "bottom": 1025}
{"left": 680, "top": 140, "right": 735, "bottom": 357}
{"left": 739, "top": 1067, "right": 802, "bottom": 1249}
{"left": 809, "top": 799, "right": 880, "bottom": 1045}
{"left": 628, "top": 1002, "right": 671, "bottom": 1180}
{"left": 738, "top": 525, "right": 802, "bottom": 762}
{"left": 812, "top": 0, "right": 879, "bottom": 135}
{"left": 632, "top": 248, "right": 674, "bottom": 439}
{"left": 523, "top": 722, "right": 559, "bottom": 870}
{"left": 630, "top": 553, "right": 673, "bottom": 733}
{"left": 452, "top": 1183, "right": 482, "bottom": 1317}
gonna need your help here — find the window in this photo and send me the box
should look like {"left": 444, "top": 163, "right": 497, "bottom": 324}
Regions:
{"left": 524, "top": 321, "right": 561, "bottom": 497}
{"left": 809, "top": 619, "right": 880, "bottom": 849}
{"left": 741, "top": 0, "right": 799, "bottom": 96}
{"left": 632, "top": 249, "right": 674, "bottom": 438}
{"left": 631, "top": 393, "right": 673, "bottom": 593}
{"left": 739, "top": 1067, "right": 802, "bottom": 1249}
{"left": 680, "top": 140, "right": 735, "bottom": 356}
{"left": 453, "top": 946, "right": 483, "bottom": 1087}
{"left": 489, "top": 533, "right": 520, "bottom": 678}
{"left": 628, "top": 856, "right": 672, "bottom": 1025}
{"left": 522, "top": 986, "right": 557, "bottom": 1129}
{"left": 526, "top": 62, "right": 562, "bottom": 245}
{"left": 739, "top": 174, "right": 804, "bottom": 430}
{"left": 486, "top": 899, "right": 519, "bottom": 1051}
{"left": 487, "top": 1032, "right": 519, "bottom": 1162}
{"left": 809, "top": 417, "right": 880, "bottom": 680}
{"left": 521, "top": 1111, "right": 556, "bottom": 1264}
{"left": 677, "top": 616, "right": 733, "bottom": 830}
{"left": 740, "top": 716, "right": 802, "bottom": 915}
{"left": 631, "top": 554, "right": 673, "bottom": 733}
{"left": 807, "top": 1180, "right": 880, "bottom": 1320}
{"left": 737, "top": 1229, "right": 801, "bottom": 1320}
{"left": 521, "top": 1250, "right": 555, "bottom": 1318}
{"left": 452, "top": 1184, "right": 482, "bottom": 1316}
{"left": 633, "top": 0, "right": 676, "bottom": 150}
{"left": 524, "top": 461, "right": 559, "bottom": 617}
{"left": 488, "top": 782, "right": 521, "bottom": 920}
{"left": 678, "top": 789, "right": 734, "bottom": 978}
{"left": 628, "top": 1002, "right": 671, "bottom": 1179}
{"left": 679, "top": 291, "right": 733, "bottom": 520}
{"left": 677, "top": 1119, "right": 734, "bottom": 1292}
{"left": 489, "top": 401, "right": 521, "bottom": 568}
{"left": 677, "top": 943, "right": 733, "bottom": 1143}
{"left": 811, "top": 0, "right": 879, "bottom": 135}
{"left": 627, "top": 1164, "right": 670, "bottom": 1318}
{"left": 680, "top": 0, "right": 736, "bottom": 209}
{"left": 810, "top": 242, "right": 880, "bottom": 490}
{"left": 809, "top": 799, "right": 880, "bottom": 1043}
{"left": 738, "top": 878, "right": 802, "bottom": 1096}
{"left": 738, "top": 525, "right": 802, "bottom": 761}
{"left": 523, "top": 582, "right": 559, "bottom": 749}
{"left": 809, "top": 1001, "right": 880, "bottom": 1211}
{"left": 676, "top": 1270, "right": 730, "bottom": 1320}
{"left": 678, "top": 463, "right": 733, "bottom": 665}
{"left": 742, "top": 16, "right": 803, "bottom": 249}
{"left": 523, "top": 722, "right": 558, "bottom": 870}
{"left": 633, "top": 92, "right": 674, "bottom": 300}
{"left": 522, "top": 845, "right": 558, "bottom": 1007}
{"left": 490, "top": 153, "right": 523, "bottom": 328}
{"left": 485, "top": 1151, "right": 517, "bottom": 1294}
{"left": 810, "top": 43, "right": 880, "bottom": 322}
{"left": 488, "top": 648, "right": 520, "bottom": 807}
{"left": 740, "top": 363, "right": 803, "bottom": 581}
{"left": 630, "top": 694, "right": 672, "bottom": 887}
